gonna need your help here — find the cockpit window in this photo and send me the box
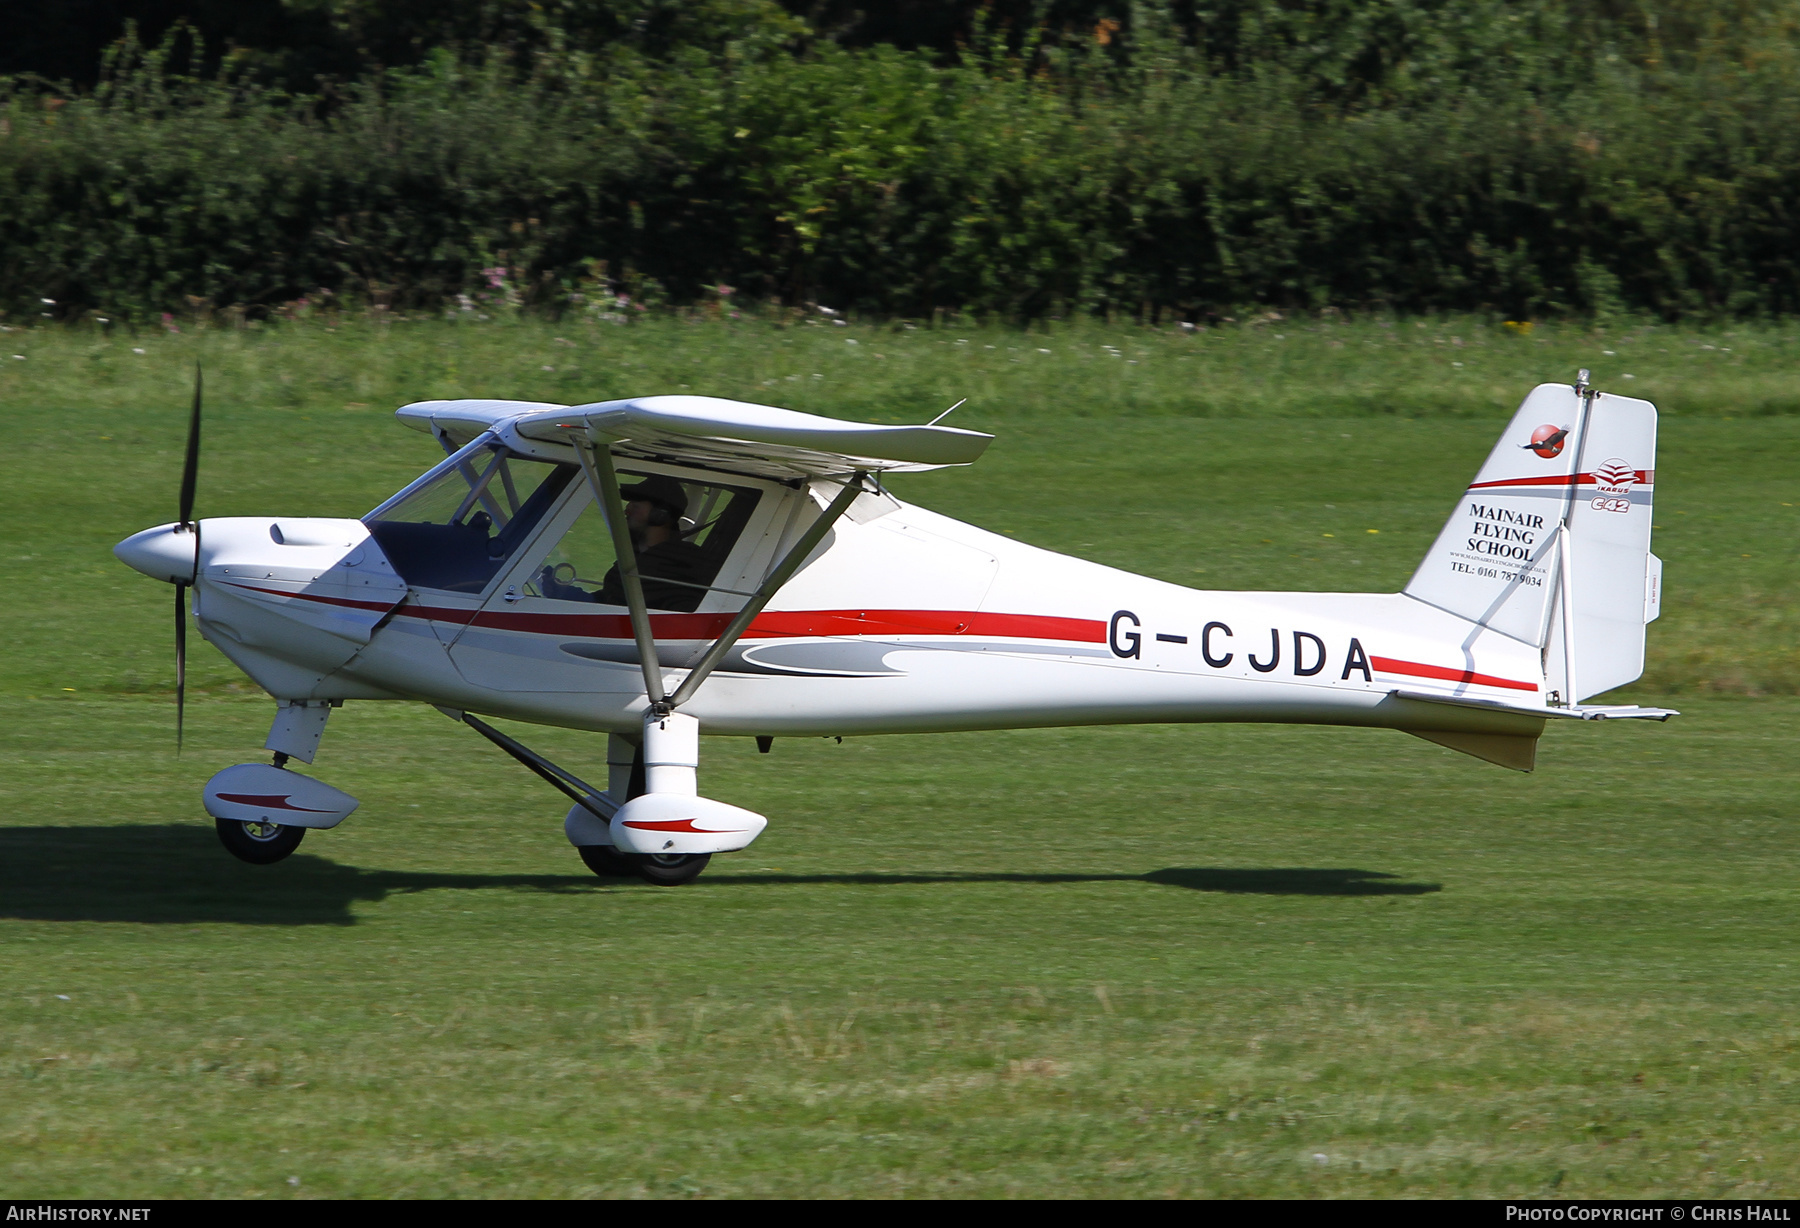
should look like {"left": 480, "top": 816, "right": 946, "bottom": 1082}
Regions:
{"left": 367, "top": 451, "right": 575, "bottom": 593}
{"left": 527, "top": 471, "right": 761, "bottom": 612}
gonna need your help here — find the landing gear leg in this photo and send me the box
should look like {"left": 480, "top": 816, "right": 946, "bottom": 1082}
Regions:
{"left": 449, "top": 711, "right": 730, "bottom": 888}
{"left": 449, "top": 710, "right": 628, "bottom": 878}
{"left": 211, "top": 701, "right": 330, "bottom": 862}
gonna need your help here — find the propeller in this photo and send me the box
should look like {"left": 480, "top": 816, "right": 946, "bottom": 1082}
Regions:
{"left": 174, "top": 364, "right": 202, "bottom": 750}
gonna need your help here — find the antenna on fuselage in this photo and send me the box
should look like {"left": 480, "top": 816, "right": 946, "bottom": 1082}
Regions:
{"left": 927, "top": 398, "right": 967, "bottom": 427}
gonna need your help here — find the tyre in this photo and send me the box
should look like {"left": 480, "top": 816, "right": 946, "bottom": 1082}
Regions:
{"left": 577, "top": 844, "right": 637, "bottom": 877}
{"left": 215, "top": 816, "right": 305, "bottom": 865}
{"left": 633, "top": 852, "right": 711, "bottom": 886}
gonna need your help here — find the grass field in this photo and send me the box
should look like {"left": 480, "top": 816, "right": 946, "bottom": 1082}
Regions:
{"left": 2, "top": 316, "right": 1797, "bottom": 1197}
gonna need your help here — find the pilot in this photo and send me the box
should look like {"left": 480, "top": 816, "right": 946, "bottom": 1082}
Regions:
{"left": 598, "top": 475, "right": 711, "bottom": 612}
{"left": 535, "top": 475, "right": 711, "bottom": 610}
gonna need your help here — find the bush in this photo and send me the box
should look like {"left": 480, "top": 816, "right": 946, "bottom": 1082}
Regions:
{"left": 4, "top": 2, "right": 1800, "bottom": 322}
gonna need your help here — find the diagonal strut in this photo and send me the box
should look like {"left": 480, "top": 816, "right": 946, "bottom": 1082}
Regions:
{"left": 664, "top": 472, "right": 867, "bottom": 709}
{"left": 451, "top": 709, "right": 615, "bottom": 820}
{"left": 573, "top": 432, "right": 869, "bottom": 713}
{"left": 573, "top": 436, "right": 667, "bottom": 706}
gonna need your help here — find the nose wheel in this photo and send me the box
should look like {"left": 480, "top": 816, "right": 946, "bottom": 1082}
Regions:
{"left": 215, "top": 816, "right": 305, "bottom": 865}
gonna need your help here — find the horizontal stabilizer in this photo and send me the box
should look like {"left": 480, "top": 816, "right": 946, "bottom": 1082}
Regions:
{"left": 1562, "top": 703, "right": 1679, "bottom": 721}
{"left": 1391, "top": 688, "right": 1676, "bottom": 722}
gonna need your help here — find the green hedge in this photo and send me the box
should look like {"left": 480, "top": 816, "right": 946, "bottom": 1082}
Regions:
{"left": 5, "top": 3, "right": 1800, "bottom": 322}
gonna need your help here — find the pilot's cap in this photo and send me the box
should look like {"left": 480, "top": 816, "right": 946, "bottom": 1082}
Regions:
{"left": 619, "top": 474, "right": 689, "bottom": 517}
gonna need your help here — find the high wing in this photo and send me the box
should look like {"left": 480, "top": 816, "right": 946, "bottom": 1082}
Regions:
{"left": 395, "top": 395, "right": 993, "bottom": 480}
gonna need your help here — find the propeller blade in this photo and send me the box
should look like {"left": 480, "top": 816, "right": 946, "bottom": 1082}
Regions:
{"left": 175, "top": 364, "right": 200, "bottom": 750}
{"left": 178, "top": 363, "right": 202, "bottom": 527}
{"left": 175, "top": 582, "right": 188, "bottom": 752}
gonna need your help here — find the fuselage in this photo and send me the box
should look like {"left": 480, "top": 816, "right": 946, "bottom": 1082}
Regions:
{"left": 119, "top": 455, "right": 1550, "bottom": 745}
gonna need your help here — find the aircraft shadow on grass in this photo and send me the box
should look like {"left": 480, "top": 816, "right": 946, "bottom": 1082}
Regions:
{"left": 0, "top": 825, "right": 1439, "bottom": 926}
{"left": 704, "top": 868, "right": 1442, "bottom": 896}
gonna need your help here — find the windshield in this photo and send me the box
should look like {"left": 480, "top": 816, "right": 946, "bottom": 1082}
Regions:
{"left": 367, "top": 450, "right": 575, "bottom": 593}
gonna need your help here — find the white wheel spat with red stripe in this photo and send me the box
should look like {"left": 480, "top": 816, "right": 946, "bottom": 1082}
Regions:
{"left": 609, "top": 793, "right": 767, "bottom": 855}
{"left": 203, "top": 762, "right": 360, "bottom": 830}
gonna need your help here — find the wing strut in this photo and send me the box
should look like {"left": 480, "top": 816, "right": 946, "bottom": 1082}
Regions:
{"left": 574, "top": 436, "right": 670, "bottom": 706}
{"left": 664, "top": 472, "right": 867, "bottom": 709}
{"left": 574, "top": 432, "right": 867, "bottom": 712}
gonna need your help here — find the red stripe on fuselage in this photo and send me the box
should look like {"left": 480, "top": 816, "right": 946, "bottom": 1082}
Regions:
{"left": 1371, "top": 655, "right": 1537, "bottom": 692}
{"left": 403, "top": 604, "right": 1108, "bottom": 644}
{"left": 1467, "top": 470, "right": 1652, "bottom": 490}
{"left": 222, "top": 580, "right": 1106, "bottom": 644}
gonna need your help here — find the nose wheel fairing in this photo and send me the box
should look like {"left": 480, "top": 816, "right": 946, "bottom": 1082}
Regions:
{"left": 202, "top": 762, "right": 359, "bottom": 830}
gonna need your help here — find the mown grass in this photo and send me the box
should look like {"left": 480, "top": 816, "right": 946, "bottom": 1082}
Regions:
{"left": 5, "top": 699, "right": 1798, "bottom": 1197}
{"left": 1, "top": 316, "right": 1797, "bottom": 1197}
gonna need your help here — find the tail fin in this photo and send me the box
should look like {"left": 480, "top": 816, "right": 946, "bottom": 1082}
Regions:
{"left": 1405, "top": 381, "right": 1660, "bottom": 703}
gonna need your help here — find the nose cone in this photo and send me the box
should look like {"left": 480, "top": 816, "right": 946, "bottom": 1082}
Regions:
{"left": 115, "top": 523, "right": 199, "bottom": 584}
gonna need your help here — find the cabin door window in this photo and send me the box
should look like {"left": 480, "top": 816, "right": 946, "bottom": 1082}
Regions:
{"left": 443, "top": 468, "right": 766, "bottom": 693}
{"left": 525, "top": 471, "right": 762, "bottom": 613}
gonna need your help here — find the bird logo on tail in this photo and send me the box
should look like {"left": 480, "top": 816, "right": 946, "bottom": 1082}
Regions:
{"left": 1522, "top": 424, "right": 1569, "bottom": 458}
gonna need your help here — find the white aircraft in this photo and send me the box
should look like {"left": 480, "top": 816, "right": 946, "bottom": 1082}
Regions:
{"left": 116, "top": 369, "right": 1672, "bottom": 884}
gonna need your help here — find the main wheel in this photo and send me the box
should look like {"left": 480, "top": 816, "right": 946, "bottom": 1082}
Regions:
{"left": 633, "top": 852, "right": 711, "bottom": 886}
{"left": 215, "top": 816, "right": 305, "bottom": 865}
{"left": 577, "top": 844, "right": 637, "bottom": 877}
